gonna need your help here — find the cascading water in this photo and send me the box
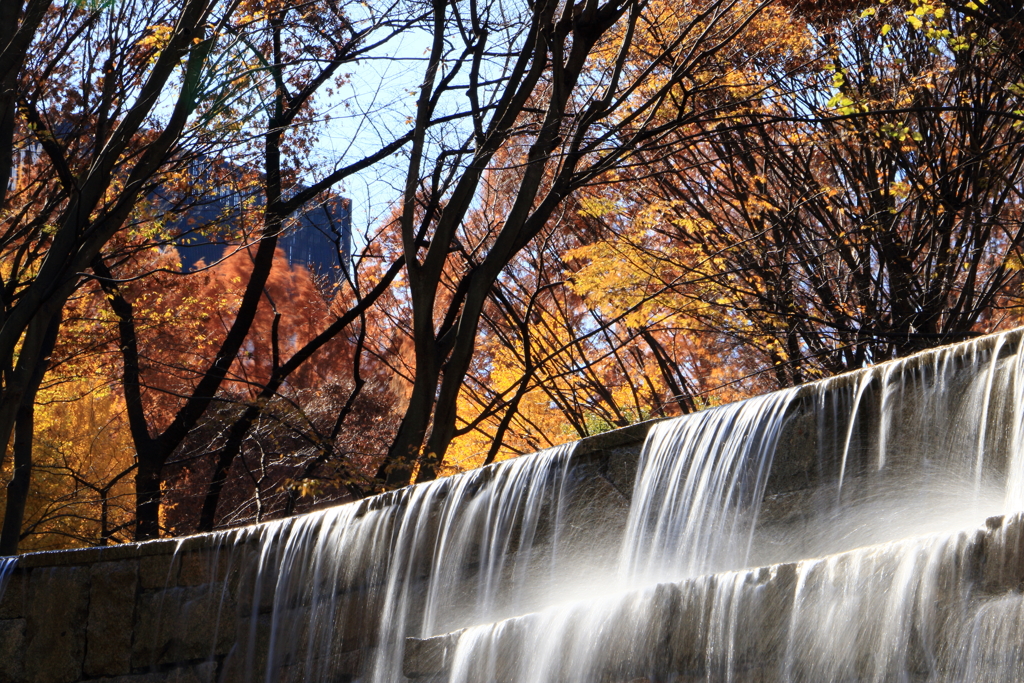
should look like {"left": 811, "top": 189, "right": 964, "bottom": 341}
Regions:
{"left": 0, "top": 557, "right": 15, "bottom": 601}
{"left": 175, "top": 441, "right": 580, "bottom": 682}
{"left": 443, "top": 330, "right": 1024, "bottom": 682}
{"left": 5, "top": 331, "right": 1023, "bottom": 682}
{"left": 620, "top": 388, "right": 799, "bottom": 581}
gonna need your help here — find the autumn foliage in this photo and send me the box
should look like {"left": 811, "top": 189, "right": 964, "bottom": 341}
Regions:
{"left": 4, "top": 0, "right": 1024, "bottom": 551}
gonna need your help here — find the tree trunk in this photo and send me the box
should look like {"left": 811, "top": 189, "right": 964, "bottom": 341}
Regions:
{"left": 0, "top": 312, "right": 60, "bottom": 555}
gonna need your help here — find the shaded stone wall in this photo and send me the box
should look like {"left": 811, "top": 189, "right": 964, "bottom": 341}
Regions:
{"left": 1, "top": 540, "right": 222, "bottom": 683}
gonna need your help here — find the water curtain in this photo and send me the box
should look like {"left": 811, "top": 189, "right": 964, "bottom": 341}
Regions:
{"left": 446, "top": 330, "right": 1024, "bottom": 682}
{"left": 197, "top": 442, "right": 577, "bottom": 682}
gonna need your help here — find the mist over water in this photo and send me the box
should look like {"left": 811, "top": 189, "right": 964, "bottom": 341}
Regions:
{"left": 749, "top": 474, "right": 1007, "bottom": 571}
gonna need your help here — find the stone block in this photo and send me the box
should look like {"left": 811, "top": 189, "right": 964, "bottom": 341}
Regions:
{"left": 95, "top": 661, "right": 217, "bottom": 683}
{"left": 404, "top": 630, "right": 462, "bottom": 678}
{"left": 177, "top": 551, "right": 212, "bottom": 587}
{"left": 603, "top": 444, "right": 643, "bottom": 500}
{"left": 333, "top": 648, "right": 362, "bottom": 678}
{"left": 139, "top": 553, "right": 180, "bottom": 590}
{"left": 219, "top": 613, "right": 271, "bottom": 683}
{"left": 560, "top": 471, "right": 631, "bottom": 570}
{"left": 668, "top": 575, "right": 715, "bottom": 674}
{"left": 0, "top": 618, "right": 26, "bottom": 683}
{"left": 730, "top": 563, "right": 796, "bottom": 670}
{"left": 765, "top": 405, "right": 819, "bottom": 496}
{"left": 233, "top": 548, "right": 280, "bottom": 616}
{"left": 132, "top": 583, "right": 236, "bottom": 668}
{"left": 273, "top": 648, "right": 361, "bottom": 683}
{"left": 0, "top": 571, "right": 26, "bottom": 619}
{"left": 335, "top": 588, "right": 383, "bottom": 648}
{"left": 982, "top": 513, "right": 1024, "bottom": 593}
{"left": 219, "top": 593, "right": 370, "bottom": 681}
{"left": 25, "top": 565, "right": 90, "bottom": 683}
{"left": 178, "top": 547, "right": 238, "bottom": 587}
{"left": 85, "top": 560, "right": 140, "bottom": 676}
{"left": 568, "top": 581, "right": 682, "bottom": 682}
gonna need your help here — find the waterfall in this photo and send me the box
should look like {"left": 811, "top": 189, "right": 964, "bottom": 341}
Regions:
{"left": 0, "top": 557, "right": 15, "bottom": 600}
{"left": 190, "top": 441, "right": 579, "bottom": 682}
{"left": 8, "top": 330, "right": 1024, "bottom": 682}
{"left": 441, "top": 330, "right": 1024, "bottom": 682}
{"left": 619, "top": 388, "right": 799, "bottom": 581}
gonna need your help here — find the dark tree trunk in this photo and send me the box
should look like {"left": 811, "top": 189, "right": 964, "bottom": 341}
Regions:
{"left": 0, "top": 312, "right": 60, "bottom": 555}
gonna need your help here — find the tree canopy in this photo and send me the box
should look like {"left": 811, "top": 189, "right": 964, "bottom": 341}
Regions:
{"left": 2, "top": 0, "right": 1023, "bottom": 552}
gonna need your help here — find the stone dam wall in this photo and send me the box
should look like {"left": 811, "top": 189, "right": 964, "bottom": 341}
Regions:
{"left": 1, "top": 329, "right": 1020, "bottom": 683}
{"left": 0, "top": 424, "right": 649, "bottom": 683}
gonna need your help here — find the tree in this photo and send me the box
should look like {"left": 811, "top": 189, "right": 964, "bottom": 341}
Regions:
{"left": 443, "top": 185, "right": 764, "bottom": 473}
{"left": 0, "top": 0, "right": 238, "bottom": 554}
{"left": 82, "top": 0, "right": 431, "bottom": 538}
{"left": 378, "top": 0, "right": 808, "bottom": 485}
{"left": 25, "top": 0, "right": 1014, "bottom": 549}
{"left": 581, "top": 0, "right": 1024, "bottom": 385}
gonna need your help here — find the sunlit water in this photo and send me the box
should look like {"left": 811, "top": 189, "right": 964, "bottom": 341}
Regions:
{"left": 200, "top": 441, "right": 580, "bottom": 682}
{"left": 446, "top": 330, "right": 1024, "bottom": 682}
